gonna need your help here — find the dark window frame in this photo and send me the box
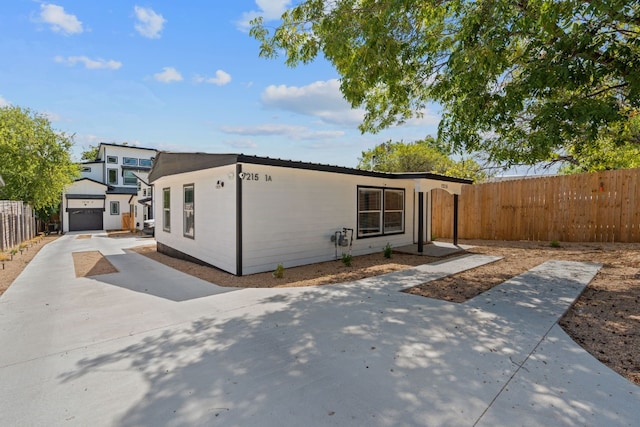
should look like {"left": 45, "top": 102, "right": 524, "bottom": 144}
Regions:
{"left": 110, "top": 201, "right": 120, "bottom": 215}
{"left": 139, "top": 158, "right": 153, "bottom": 167}
{"left": 123, "top": 157, "right": 138, "bottom": 166}
{"left": 107, "top": 168, "right": 118, "bottom": 185}
{"left": 183, "top": 184, "right": 194, "bottom": 239}
{"left": 123, "top": 170, "right": 137, "bottom": 186}
{"left": 163, "top": 187, "right": 171, "bottom": 232}
{"left": 107, "top": 155, "right": 118, "bottom": 164}
{"left": 356, "top": 186, "right": 405, "bottom": 239}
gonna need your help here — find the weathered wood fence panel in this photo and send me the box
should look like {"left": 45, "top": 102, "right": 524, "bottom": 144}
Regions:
{"left": 432, "top": 168, "right": 640, "bottom": 243}
{"left": 0, "top": 201, "right": 36, "bottom": 251}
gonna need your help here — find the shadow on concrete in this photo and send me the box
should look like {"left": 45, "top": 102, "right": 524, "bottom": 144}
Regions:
{"left": 56, "top": 260, "right": 636, "bottom": 426}
{"left": 85, "top": 253, "right": 238, "bottom": 302}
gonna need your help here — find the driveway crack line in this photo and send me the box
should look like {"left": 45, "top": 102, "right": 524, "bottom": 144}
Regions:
{"left": 472, "top": 321, "right": 557, "bottom": 427}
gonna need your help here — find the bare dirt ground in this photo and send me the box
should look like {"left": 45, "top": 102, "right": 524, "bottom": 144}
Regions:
{"left": 1, "top": 234, "right": 637, "bottom": 386}
{"left": 72, "top": 250, "right": 119, "bottom": 277}
{"left": 0, "top": 235, "right": 60, "bottom": 295}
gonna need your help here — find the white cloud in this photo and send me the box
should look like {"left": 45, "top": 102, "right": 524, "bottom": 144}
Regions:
{"left": 0, "top": 95, "right": 10, "bottom": 107}
{"left": 39, "top": 3, "right": 83, "bottom": 35}
{"left": 134, "top": 6, "right": 166, "bottom": 39}
{"left": 153, "top": 67, "right": 183, "bottom": 83}
{"left": 220, "top": 124, "right": 305, "bottom": 136}
{"left": 55, "top": 55, "right": 122, "bottom": 70}
{"left": 261, "top": 79, "right": 365, "bottom": 126}
{"left": 404, "top": 110, "right": 441, "bottom": 127}
{"left": 220, "top": 124, "right": 344, "bottom": 140}
{"left": 42, "top": 111, "right": 62, "bottom": 121}
{"left": 225, "top": 139, "right": 258, "bottom": 149}
{"left": 237, "top": 0, "right": 291, "bottom": 31}
{"left": 193, "top": 70, "right": 232, "bottom": 86}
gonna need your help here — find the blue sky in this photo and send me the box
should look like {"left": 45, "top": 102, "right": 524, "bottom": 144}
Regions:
{"left": 1, "top": 1, "right": 444, "bottom": 167}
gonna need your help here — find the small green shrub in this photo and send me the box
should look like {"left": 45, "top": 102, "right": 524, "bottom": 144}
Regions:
{"left": 341, "top": 253, "right": 353, "bottom": 267}
{"left": 550, "top": 240, "right": 561, "bottom": 248}
{"left": 431, "top": 234, "right": 437, "bottom": 241}
{"left": 383, "top": 243, "right": 392, "bottom": 259}
{"left": 273, "top": 263, "right": 285, "bottom": 278}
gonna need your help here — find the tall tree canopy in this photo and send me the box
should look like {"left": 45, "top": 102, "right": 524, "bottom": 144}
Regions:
{"left": 559, "top": 112, "right": 640, "bottom": 173}
{"left": 81, "top": 145, "right": 99, "bottom": 161}
{"left": 0, "top": 106, "right": 78, "bottom": 210}
{"left": 251, "top": 0, "right": 640, "bottom": 168}
{"left": 358, "top": 138, "right": 487, "bottom": 181}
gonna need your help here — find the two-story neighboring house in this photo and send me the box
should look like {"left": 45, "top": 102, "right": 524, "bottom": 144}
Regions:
{"left": 62, "top": 143, "right": 157, "bottom": 233}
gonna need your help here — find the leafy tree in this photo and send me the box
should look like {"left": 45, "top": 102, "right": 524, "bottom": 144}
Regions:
{"left": 81, "top": 145, "right": 99, "bottom": 161}
{"left": 251, "top": 0, "right": 640, "bottom": 168}
{"left": 559, "top": 112, "right": 640, "bottom": 173}
{"left": 358, "top": 138, "right": 487, "bottom": 181}
{"left": 0, "top": 106, "right": 79, "bottom": 210}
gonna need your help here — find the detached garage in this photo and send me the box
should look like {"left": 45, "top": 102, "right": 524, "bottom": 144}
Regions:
{"left": 67, "top": 201, "right": 105, "bottom": 231}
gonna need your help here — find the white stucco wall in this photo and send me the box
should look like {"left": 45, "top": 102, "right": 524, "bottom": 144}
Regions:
{"left": 79, "top": 162, "right": 103, "bottom": 182}
{"left": 103, "top": 194, "right": 133, "bottom": 231}
{"left": 153, "top": 165, "right": 237, "bottom": 275}
{"left": 240, "top": 164, "right": 417, "bottom": 275}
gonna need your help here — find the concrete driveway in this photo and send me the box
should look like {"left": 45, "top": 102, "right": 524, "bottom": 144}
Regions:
{"left": 0, "top": 233, "right": 637, "bottom": 426}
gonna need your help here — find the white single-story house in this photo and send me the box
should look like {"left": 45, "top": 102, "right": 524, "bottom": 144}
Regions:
{"left": 148, "top": 152, "right": 471, "bottom": 276}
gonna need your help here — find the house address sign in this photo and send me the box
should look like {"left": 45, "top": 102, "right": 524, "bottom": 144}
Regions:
{"left": 238, "top": 172, "right": 273, "bottom": 182}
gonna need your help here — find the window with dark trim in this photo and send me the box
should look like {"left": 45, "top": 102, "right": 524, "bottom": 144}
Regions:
{"left": 183, "top": 184, "right": 194, "bottom": 238}
{"left": 163, "top": 188, "right": 171, "bottom": 232}
{"left": 123, "top": 157, "right": 138, "bottom": 166}
{"left": 107, "top": 156, "right": 117, "bottom": 164}
{"left": 123, "top": 170, "right": 137, "bottom": 186}
{"left": 110, "top": 201, "right": 120, "bottom": 215}
{"left": 81, "top": 166, "right": 91, "bottom": 172}
{"left": 357, "top": 186, "right": 405, "bottom": 238}
{"left": 107, "top": 168, "right": 118, "bottom": 185}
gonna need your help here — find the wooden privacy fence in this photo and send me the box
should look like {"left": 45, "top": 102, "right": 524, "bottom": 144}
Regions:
{"left": 0, "top": 201, "right": 36, "bottom": 251}
{"left": 431, "top": 168, "right": 640, "bottom": 243}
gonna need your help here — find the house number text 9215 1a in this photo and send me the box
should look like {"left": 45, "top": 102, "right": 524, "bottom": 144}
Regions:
{"left": 240, "top": 172, "right": 272, "bottom": 182}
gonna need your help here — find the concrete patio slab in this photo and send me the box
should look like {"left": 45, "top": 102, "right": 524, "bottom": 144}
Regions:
{"left": 394, "top": 241, "right": 473, "bottom": 257}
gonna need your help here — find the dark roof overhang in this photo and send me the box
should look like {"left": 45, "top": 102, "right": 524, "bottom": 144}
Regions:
{"left": 148, "top": 152, "right": 473, "bottom": 185}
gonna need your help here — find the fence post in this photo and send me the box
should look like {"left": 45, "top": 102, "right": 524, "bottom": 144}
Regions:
{"left": 453, "top": 194, "right": 459, "bottom": 246}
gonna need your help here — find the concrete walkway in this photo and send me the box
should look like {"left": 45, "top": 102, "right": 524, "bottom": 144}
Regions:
{"left": 0, "top": 233, "right": 637, "bottom": 426}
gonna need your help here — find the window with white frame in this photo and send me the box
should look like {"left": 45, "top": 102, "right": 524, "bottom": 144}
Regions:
{"left": 183, "top": 184, "right": 194, "bottom": 238}
{"left": 123, "top": 157, "right": 138, "bottom": 166}
{"left": 163, "top": 188, "right": 170, "bottom": 232}
{"left": 357, "top": 187, "right": 405, "bottom": 237}
{"left": 139, "top": 158, "right": 152, "bottom": 167}
{"left": 107, "top": 169, "right": 118, "bottom": 185}
{"left": 383, "top": 189, "right": 404, "bottom": 233}
{"left": 110, "top": 201, "right": 120, "bottom": 215}
{"left": 357, "top": 188, "right": 382, "bottom": 236}
{"left": 107, "top": 156, "right": 117, "bottom": 164}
